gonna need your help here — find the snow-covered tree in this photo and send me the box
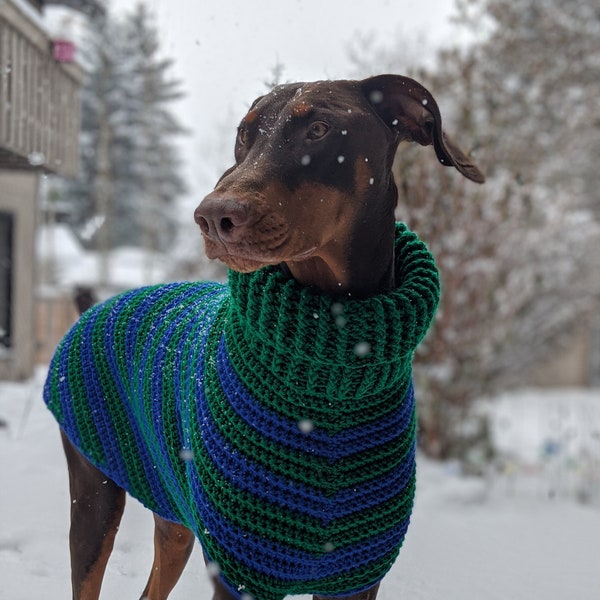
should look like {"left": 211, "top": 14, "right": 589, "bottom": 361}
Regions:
{"left": 351, "top": 0, "right": 600, "bottom": 463}
{"left": 58, "top": 4, "right": 120, "bottom": 253}
{"left": 450, "top": 0, "right": 600, "bottom": 212}
{"left": 58, "top": 2, "right": 187, "bottom": 256}
{"left": 114, "top": 3, "right": 187, "bottom": 252}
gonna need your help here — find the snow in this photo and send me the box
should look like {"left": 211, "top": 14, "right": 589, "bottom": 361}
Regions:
{"left": 8, "top": 0, "right": 46, "bottom": 32}
{"left": 1, "top": 371, "right": 599, "bottom": 599}
{"left": 489, "top": 389, "right": 600, "bottom": 467}
{"left": 37, "top": 223, "right": 82, "bottom": 262}
{"left": 37, "top": 223, "right": 170, "bottom": 292}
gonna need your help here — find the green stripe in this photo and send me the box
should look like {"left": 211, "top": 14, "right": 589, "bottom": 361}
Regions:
{"left": 191, "top": 434, "right": 327, "bottom": 552}
{"left": 45, "top": 343, "right": 65, "bottom": 423}
{"left": 89, "top": 294, "right": 161, "bottom": 512}
{"left": 204, "top": 326, "right": 416, "bottom": 492}
{"left": 204, "top": 533, "right": 403, "bottom": 600}
{"left": 226, "top": 323, "right": 413, "bottom": 431}
{"left": 130, "top": 287, "right": 194, "bottom": 512}
{"left": 66, "top": 309, "right": 106, "bottom": 465}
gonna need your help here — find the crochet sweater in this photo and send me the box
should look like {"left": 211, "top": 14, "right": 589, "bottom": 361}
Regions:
{"left": 44, "top": 222, "right": 440, "bottom": 600}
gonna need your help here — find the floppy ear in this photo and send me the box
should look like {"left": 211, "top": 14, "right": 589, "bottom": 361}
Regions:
{"left": 360, "top": 74, "right": 485, "bottom": 183}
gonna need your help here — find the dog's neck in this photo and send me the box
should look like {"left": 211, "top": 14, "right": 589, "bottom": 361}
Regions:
{"left": 283, "top": 215, "right": 397, "bottom": 298}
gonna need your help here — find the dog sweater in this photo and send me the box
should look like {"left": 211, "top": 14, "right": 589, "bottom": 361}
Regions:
{"left": 44, "top": 222, "right": 440, "bottom": 600}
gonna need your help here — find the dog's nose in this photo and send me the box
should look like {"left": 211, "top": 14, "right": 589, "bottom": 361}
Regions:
{"left": 194, "top": 195, "right": 251, "bottom": 242}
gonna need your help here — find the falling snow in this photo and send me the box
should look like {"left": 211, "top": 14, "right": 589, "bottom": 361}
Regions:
{"left": 369, "top": 90, "right": 384, "bottom": 104}
{"left": 353, "top": 341, "right": 371, "bottom": 357}
{"left": 298, "top": 419, "right": 314, "bottom": 434}
{"left": 179, "top": 448, "right": 194, "bottom": 462}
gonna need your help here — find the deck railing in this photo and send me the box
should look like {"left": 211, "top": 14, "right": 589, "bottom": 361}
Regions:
{"left": 0, "top": 0, "right": 84, "bottom": 177}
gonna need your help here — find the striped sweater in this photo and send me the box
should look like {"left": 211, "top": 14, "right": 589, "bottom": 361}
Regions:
{"left": 44, "top": 222, "right": 440, "bottom": 600}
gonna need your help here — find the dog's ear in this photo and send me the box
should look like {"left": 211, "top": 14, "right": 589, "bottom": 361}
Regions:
{"left": 360, "top": 75, "right": 485, "bottom": 183}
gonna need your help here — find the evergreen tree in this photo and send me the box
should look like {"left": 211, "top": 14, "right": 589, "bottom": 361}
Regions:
{"left": 114, "top": 2, "right": 187, "bottom": 252}
{"left": 59, "top": 2, "right": 187, "bottom": 255}
{"left": 60, "top": 5, "right": 120, "bottom": 251}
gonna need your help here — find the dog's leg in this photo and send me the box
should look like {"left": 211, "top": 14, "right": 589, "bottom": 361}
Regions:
{"left": 139, "top": 515, "right": 195, "bottom": 600}
{"left": 313, "top": 582, "right": 380, "bottom": 600}
{"left": 61, "top": 430, "right": 126, "bottom": 600}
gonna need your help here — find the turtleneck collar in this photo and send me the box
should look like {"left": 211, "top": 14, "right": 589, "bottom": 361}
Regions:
{"left": 223, "top": 223, "right": 440, "bottom": 403}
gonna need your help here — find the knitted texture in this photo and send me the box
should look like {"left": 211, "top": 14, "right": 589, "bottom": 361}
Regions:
{"left": 44, "top": 222, "right": 440, "bottom": 600}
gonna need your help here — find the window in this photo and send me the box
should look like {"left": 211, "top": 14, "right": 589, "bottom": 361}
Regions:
{"left": 0, "top": 211, "right": 13, "bottom": 350}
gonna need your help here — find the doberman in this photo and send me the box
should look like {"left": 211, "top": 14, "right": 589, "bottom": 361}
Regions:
{"left": 60, "top": 74, "right": 483, "bottom": 600}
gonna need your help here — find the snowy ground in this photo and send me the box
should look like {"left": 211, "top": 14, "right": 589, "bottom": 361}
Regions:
{"left": 1, "top": 369, "right": 599, "bottom": 600}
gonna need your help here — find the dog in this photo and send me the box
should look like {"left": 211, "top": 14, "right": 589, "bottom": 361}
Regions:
{"left": 44, "top": 74, "right": 483, "bottom": 600}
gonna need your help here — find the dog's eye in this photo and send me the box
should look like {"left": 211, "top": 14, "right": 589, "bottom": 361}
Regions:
{"left": 238, "top": 127, "right": 248, "bottom": 145}
{"left": 307, "top": 121, "right": 329, "bottom": 140}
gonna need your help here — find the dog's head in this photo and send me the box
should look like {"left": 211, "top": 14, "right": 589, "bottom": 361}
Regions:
{"left": 195, "top": 75, "right": 484, "bottom": 273}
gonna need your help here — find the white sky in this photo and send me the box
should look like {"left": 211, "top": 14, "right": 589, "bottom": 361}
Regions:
{"left": 110, "top": 0, "right": 460, "bottom": 203}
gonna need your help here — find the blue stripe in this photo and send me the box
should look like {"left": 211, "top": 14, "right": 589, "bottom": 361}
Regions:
{"left": 142, "top": 284, "right": 226, "bottom": 523}
{"left": 190, "top": 460, "right": 411, "bottom": 586}
{"left": 100, "top": 289, "right": 173, "bottom": 513}
{"left": 51, "top": 326, "right": 83, "bottom": 449}
{"left": 198, "top": 379, "right": 416, "bottom": 522}
{"left": 177, "top": 290, "right": 229, "bottom": 532}
{"left": 175, "top": 285, "right": 228, "bottom": 452}
{"left": 217, "top": 336, "right": 414, "bottom": 460}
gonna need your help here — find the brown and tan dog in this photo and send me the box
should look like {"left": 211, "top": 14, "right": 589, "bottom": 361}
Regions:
{"left": 61, "top": 75, "right": 483, "bottom": 600}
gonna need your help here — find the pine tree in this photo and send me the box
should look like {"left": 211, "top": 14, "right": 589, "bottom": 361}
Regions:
{"left": 59, "top": 6, "right": 121, "bottom": 254}
{"left": 115, "top": 2, "right": 187, "bottom": 253}
{"left": 57, "top": 2, "right": 187, "bottom": 258}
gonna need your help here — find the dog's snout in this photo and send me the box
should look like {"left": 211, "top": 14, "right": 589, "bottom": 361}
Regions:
{"left": 195, "top": 196, "right": 251, "bottom": 242}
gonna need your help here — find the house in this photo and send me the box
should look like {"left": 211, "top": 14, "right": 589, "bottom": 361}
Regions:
{"left": 0, "top": 0, "right": 96, "bottom": 379}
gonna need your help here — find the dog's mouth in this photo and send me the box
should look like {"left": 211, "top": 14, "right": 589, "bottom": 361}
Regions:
{"left": 196, "top": 198, "right": 322, "bottom": 273}
{"left": 202, "top": 234, "right": 318, "bottom": 273}
{"left": 217, "top": 255, "right": 268, "bottom": 273}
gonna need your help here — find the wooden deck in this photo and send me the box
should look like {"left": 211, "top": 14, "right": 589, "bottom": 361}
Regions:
{"left": 0, "top": 0, "right": 84, "bottom": 177}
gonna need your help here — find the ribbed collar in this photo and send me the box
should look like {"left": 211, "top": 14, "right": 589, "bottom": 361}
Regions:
{"left": 224, "top": 222, "right": 440, "bottom": 402}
